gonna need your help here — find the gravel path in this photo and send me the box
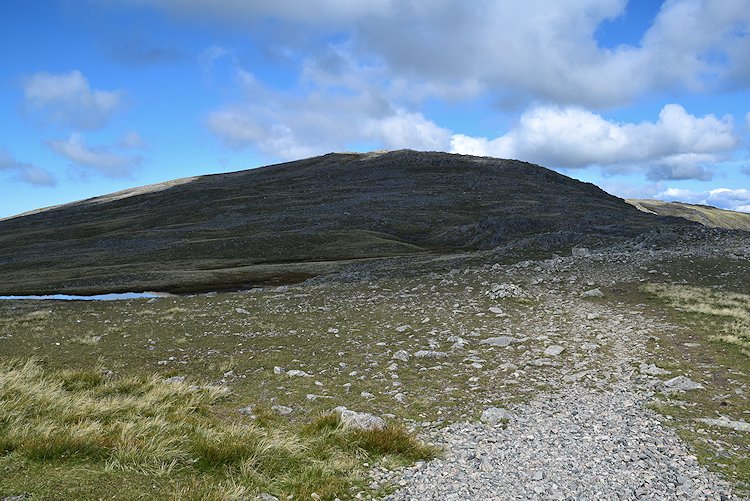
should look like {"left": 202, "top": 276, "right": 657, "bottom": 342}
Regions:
{"left": 379, "top": 293, "right": 739, "bottom": 500}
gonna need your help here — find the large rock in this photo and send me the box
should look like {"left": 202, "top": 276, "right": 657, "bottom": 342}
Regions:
{"left": 697, "top": 417, "right": 750, "bottom": 432}
{"left": 662, "top": 376, "right": 703, "bottom": 391}
{"left": 333, "top": 406, "right": 386, "bottom": 431}
{"left": 480, "top": 407, "right": 514, "bottom": 425}
{"left": 639, "top": 363, "right": 671, "bottom": 376}
{"left": 480, "top": 336, "right": 518, "bottom": 347}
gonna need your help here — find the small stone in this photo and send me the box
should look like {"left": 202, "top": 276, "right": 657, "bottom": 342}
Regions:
{"left": 273, "top": 366, "right": 285, "bottom": 375}
{"left": 392, "top": 350, "right": 410, "bottom": 362}
{"left": 257, "top": 494, "right": 279, "bottom": 501}
{"left": 271, "top": 405, "right": 293, "bottom": 415}
{"left": 581, "top": 288, "right": 604, "bottom": 298}
{"left": 234, "top": 307, "right": 249, "bottom": 314}
{"left": 395, "top": 325, "right": 411, "bottom": 333}
{"left": 306, "top": 394, "right": 334, "bottom": 401}
{"left": 544, "top": 345, "right": 565, "bottom": 356}
{"left": 238, "top": 404, "right": 255, "bottom": 416}
{"left": 163, "top": 376, "right": 185, "bottom": 384}
{"left": 414, "top": 350, "right": 447, "bottom": 358}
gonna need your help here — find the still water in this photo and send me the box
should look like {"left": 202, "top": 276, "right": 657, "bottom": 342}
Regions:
{"left": 0, "top": 292, "right": 163, "bottom": 301}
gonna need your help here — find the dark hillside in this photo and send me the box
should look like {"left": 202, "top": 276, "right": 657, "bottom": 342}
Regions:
{"left": 0, "top": 150, "right": 691, "bottom": 294}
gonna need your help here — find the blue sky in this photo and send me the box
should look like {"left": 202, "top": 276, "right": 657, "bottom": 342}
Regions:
{"left": 1, "top": 0, "right": 749, "bottom": 218}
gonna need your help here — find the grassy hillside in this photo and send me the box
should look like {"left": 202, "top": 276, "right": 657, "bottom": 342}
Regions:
{"left": 0, "top": 150, "right": 689, "bottom": 295}
{"left": 626, "top": 199, "right": 750, "bottom": 231}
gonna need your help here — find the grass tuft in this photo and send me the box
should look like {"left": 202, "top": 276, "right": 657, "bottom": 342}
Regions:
{"left": 0, "top": 359, "right": 436, "bottom": 499}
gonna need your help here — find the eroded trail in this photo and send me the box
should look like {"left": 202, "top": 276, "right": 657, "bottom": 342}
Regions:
{"left": 380, "top": 293, "right": 738, "bottom": 500}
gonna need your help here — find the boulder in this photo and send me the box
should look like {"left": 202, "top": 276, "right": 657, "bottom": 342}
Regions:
{"left": 480, "top": 336, "right": 517, "bottom": 348}
{"left": 480, "top": 407, "right": 514, "bottom": 425}
{"left": 333, "top": 406, "right": 386, "bottom": 431}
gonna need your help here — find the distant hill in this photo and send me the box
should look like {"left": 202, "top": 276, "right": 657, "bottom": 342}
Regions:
{"left": 626, "top": 199, "right": 750, "bottom": 231}
{"left": 0, "top": 150, "right": 691, "bottom": 295}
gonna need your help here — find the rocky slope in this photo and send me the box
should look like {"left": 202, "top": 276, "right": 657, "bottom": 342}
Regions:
{"left": 0, "top": 150, "right": 691, "bottom": 295}
{"left": 627, "top": 199, "right": 750, "bottom": 231}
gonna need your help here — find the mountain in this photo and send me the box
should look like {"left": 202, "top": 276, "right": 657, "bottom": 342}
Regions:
{"left": 0, "top": 150, "right": 692, "bottom": 295}
{"left": 626, "top": 199, "right": 750, "bottom": 231}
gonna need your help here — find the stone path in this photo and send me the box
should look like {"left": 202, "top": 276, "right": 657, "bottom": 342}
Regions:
{"left": 379, "top": 294, "right": 738, "bottom": 500}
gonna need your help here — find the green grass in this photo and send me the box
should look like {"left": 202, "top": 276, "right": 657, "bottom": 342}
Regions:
{"left": 0, "top": 359, "right": 437, "bottom": 500}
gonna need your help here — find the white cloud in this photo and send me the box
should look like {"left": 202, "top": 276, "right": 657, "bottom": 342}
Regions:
{"left": 23, "top": 70, "right": 123, "bottom": 129}
{"left": 207, "top": 69, "right": 450, "bottom": 159}
{"left": 120, "top": 0, "right": 750, "bottom": 107}
{"left": 47, "top": 133, "right": 141, "bottom": 177}
{"left": 450, "top": 104, "right": 737, "bottom": 180}
{"left": 656, "top": 186, "right": 750, "bottom": 212}
{"left": 0, "top": 149, "right": 56, "bottom": 187}
{"left": 119, "top": 131, "right": 147, "bottom": 149}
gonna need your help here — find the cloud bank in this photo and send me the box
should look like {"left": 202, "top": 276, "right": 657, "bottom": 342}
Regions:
{"left": 47, "top": 133, "right": 142, "bottom": 178}
{"left": 450, "top": 104, "right": 737, "bottom": 181}
{"left": 23, "top": 70, "right": 123, "bottom": 129}
{"left": 0, "top": 149, "right": 56, "bottom": 186}
{"left": 658, "top": 187, "right": 750, "bottom": 213}
{"left": 126, "top": 0, "right": 750, "bottom": 107}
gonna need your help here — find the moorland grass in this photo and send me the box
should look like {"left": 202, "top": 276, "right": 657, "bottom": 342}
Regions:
{"left": 643, "top": 283, "right": 750, "bottom": 356}
{"left": 0, "top": 359, "right": 437, "bottom": 500}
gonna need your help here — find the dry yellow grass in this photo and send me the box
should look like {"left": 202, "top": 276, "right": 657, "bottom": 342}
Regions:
{"left": 644, "top": 284, "right": 750, "bottom": 356}
{"left": 0, "top": 359, "right": 436, "bottom": 499}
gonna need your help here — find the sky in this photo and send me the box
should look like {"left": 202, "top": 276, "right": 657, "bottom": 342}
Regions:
{"left": 1, "top": 0, "right": 749, "bottom": 218}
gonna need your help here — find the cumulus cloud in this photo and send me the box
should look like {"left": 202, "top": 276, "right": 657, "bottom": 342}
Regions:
{"left": 207, "top": 69, "right": 450, "bottom": 159}
{"left": 0, "top": 149, "right": 56, "bottom": 186}
{"left": 47, "top": 133, "right": 141, "bottom": 177}
{"left": 657, "top": 187, "right": 750, "bottom": 212}
{"left": 118, "top": 0, "right": 750, "bottom": 107}
{"left": 23, "top": 70, "right": 123, "bottom": 129}
{"left": 450, "top": 104, "right": 737, "bottom": 180}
